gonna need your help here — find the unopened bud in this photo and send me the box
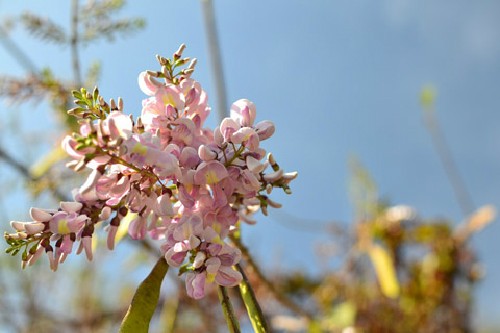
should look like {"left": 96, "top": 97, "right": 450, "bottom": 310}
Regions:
{"left": 110, "top": 98, "right": 117, "bottom": 110}
{"left": 282, "top": 171, "right": 298, "bottom": 181}
{"left": 146, "top": 70, "right": 159, "bottom": 77}
{"left": 267, "top": 198, "right": 282, "bottom": 208}
{"left": 99, "top": 96, "right": 106, "bottom": 106}
{"left": 156, "top": 54, "right": 168, "bottom": 66}
{"left": 263, "top": 169, "right": 283, "bottom": 182}
{"left": 67, "top": 107, "right": 80, "bottom": 116}
{"left": 173, "top": 44, "right": 186, "bottom": 59}
{"left": 118, "top": 97, "right": 123, "bottom": 111}
{"left": 267, "top": 153, "right": 276, "bottom": 165}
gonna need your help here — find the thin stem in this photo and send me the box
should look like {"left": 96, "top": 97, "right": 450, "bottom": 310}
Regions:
{"left": 71, "top": 0, "right": 82, "bottom": 87}
{"left": 236, "top": 263, "right": 269, "bottom": 332}
{"left": 423, "top": 106, "right": 474, "bottom": 217}
{"left": 230, "top": 234, "right": 314, "bottom": 322}
{"left": 200, "top": 0, "right": 228, "bottom": 123}
{"left": 217, "top": 285, "right": 241, "bottom": 333}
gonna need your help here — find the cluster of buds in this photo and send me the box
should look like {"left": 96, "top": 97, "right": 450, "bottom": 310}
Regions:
{"left": 4, "top": 45, "right": 297, "bottom": 299}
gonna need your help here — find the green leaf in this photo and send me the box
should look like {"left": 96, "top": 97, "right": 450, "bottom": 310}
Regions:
{"left": 237, "top": 264, "right": 269, "bottom": 333}
{"left": 119, "top": 257, "right": 169, "bottom": 333}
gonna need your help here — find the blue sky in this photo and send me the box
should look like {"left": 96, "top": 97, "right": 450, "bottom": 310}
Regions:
{"left": 1, "top": 0, "right": 500, "bottom": 327}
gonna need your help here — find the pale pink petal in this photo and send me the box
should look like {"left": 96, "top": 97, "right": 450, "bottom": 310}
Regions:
{"left": 230, "top": 99, "right": 256, "bottom": 127}
{"left": 193, "top": 251, "right": 206, "bottom": 269}
{"left": 10, "top": 221, "right": 26, "bottom": 232}
{"left": 255, "top": 120, "right": 275, "bottom": 141}
{"left": 155, "top": 194, "right": 174, "bottom": 217}
{"left": 108, "top": 111, "right": 133, "bottom": 140}
{"left": 186, "top": 272, "right": 206, "bottom": 299}
{"left": 99, "top": 206, "right": 112, "bottom": 221}
{"left": 28, "top": 246, "right": 44, "bottom": 266}
{"left": 194, "top": 161, "right": 229, "bottom": 185}
{"left": 82, "top": 236, "right": 93, "bottom": 260}
{"left": 198, "top": 144, "right": 218, "bottom": 161}
{"left": 60, "top": 202, "right": 83, "bottom": 213}
{"left": 215, "top": 266, "right": 242, "bottom": 287}
{"left": 107, "top": 225, "right": 118, "bottom": 250}
{"left": 138, "top": 71, "right": 160, "bottom": 96}
{"left": 179, "top": 146, "right": 200, "bottom": 168}
{"left": 205, "top": 256, "right": 221, "bottom": 275}
{"left": 246, "top": 155, "right": 267, "bottom": 174}
{"left": 219, "top": 118, "right": 240, "bottom": 142}
{"left": 24, "top": 222, "right": 45, "bottom": 234}
{"left": 165, "top": 248, "right": 186, "bottom": 267}
{"left": 128, "top": 216, "right": 147, "bottom": 240}
{"left": 30, "top": 207, "right": 53, "bottom": 222}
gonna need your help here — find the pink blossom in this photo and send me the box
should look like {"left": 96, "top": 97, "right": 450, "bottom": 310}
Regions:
{"left": 138, "top": 71, "right": 161, "bottom": 96}
{"left": 128, "top": 215, "right": 148, "bottom": 240}
{"left": 194, "top": 161, "right": 228, "bottom": 185}
{"left": 186, "top": 271, "right": 206, "bottom": 299}
{"left": 230, "top": 99, "right": 256, "bottom": 127}
{"left": 4, "top": 48, "right": 297, "bottom": 298}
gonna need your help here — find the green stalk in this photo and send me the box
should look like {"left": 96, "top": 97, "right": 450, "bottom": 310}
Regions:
{"left": 218, "top": 285, "right": 241, "bottom": 333}
{"left": 236, "top": 263, "right": 269, "bottom": 332}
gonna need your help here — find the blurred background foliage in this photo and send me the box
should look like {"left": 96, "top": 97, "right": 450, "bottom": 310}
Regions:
{"left": 0, "top": 1, "right": 497, "bottom": 332}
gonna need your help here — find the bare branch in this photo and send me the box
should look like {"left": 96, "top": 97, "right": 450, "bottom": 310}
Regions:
{"left": 20, "top": 12, "right": 68, "bottom": 45}
{"left": 0, "top": 146, "right": 68, "bottom": 201}
{"left": 71, "top": 0, "right": 82, "bottom": 87}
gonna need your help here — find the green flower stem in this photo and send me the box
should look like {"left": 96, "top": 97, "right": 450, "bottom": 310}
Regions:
{"left": 230, "top": 234, "right": 314, "bottom": 322}
{"left": 119, "top": 257, "right": 169, "bottom": 333}
{"left": 218, "top": 285, "right": 241, "bottom": 333}
{"left": 236, "top": 263, "right": 269, "bottom": 333}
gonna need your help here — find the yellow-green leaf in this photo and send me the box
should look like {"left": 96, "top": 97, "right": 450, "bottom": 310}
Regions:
{"left": 29, "top": 146, "right": 67, "bottom": 179}
{"left": 115, "top": 212, "right": 136, "bottom": 246}
{"left": 119, "top": 257, "right": 169, "bottom": 333}
{"left": 368, "top": 244, "right": 400, "bottom": 299}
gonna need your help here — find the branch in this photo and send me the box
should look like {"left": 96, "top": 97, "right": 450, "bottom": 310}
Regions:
{"left": 0, "top": 25, "right": 38, "bottom": 74}
{"left": 0, "top": 146, "right": 68, "bottom": 201}
{"left": 71, "top": 0, "right": 82, "bottom": 87}
{"left": 423, "top": 102, "right": 474, "bottom": 217}
{"left": 200, "top": 0, "right": 228, "bottom": 122}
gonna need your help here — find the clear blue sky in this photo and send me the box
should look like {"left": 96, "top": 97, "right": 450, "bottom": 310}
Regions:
{"left": 1, "top": 0, "right": 499, "bottom": 327}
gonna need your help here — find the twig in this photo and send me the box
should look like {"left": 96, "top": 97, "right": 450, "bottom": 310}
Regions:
{"left": 71, "top": 0, "right": 82, "bottom": 87}
{"left": 423, "top": 105, "right": 474, "bottom": 217}
{"left": 200, "top": 0, "right": 228, "bottom": 122}
{"left": 0, "top": 25, "right": 39, "bottom": 74}
{"left": 0, "top": 146, "right": 68, "bottom": 201}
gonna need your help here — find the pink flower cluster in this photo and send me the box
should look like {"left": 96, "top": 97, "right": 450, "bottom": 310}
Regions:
{"left": 5, "top": 46, "right": 296, "bottom": 299}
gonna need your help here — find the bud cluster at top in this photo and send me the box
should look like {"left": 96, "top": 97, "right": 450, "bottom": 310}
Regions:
{"left": 4, "top": 45, "right": 297, "bottom": 299}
